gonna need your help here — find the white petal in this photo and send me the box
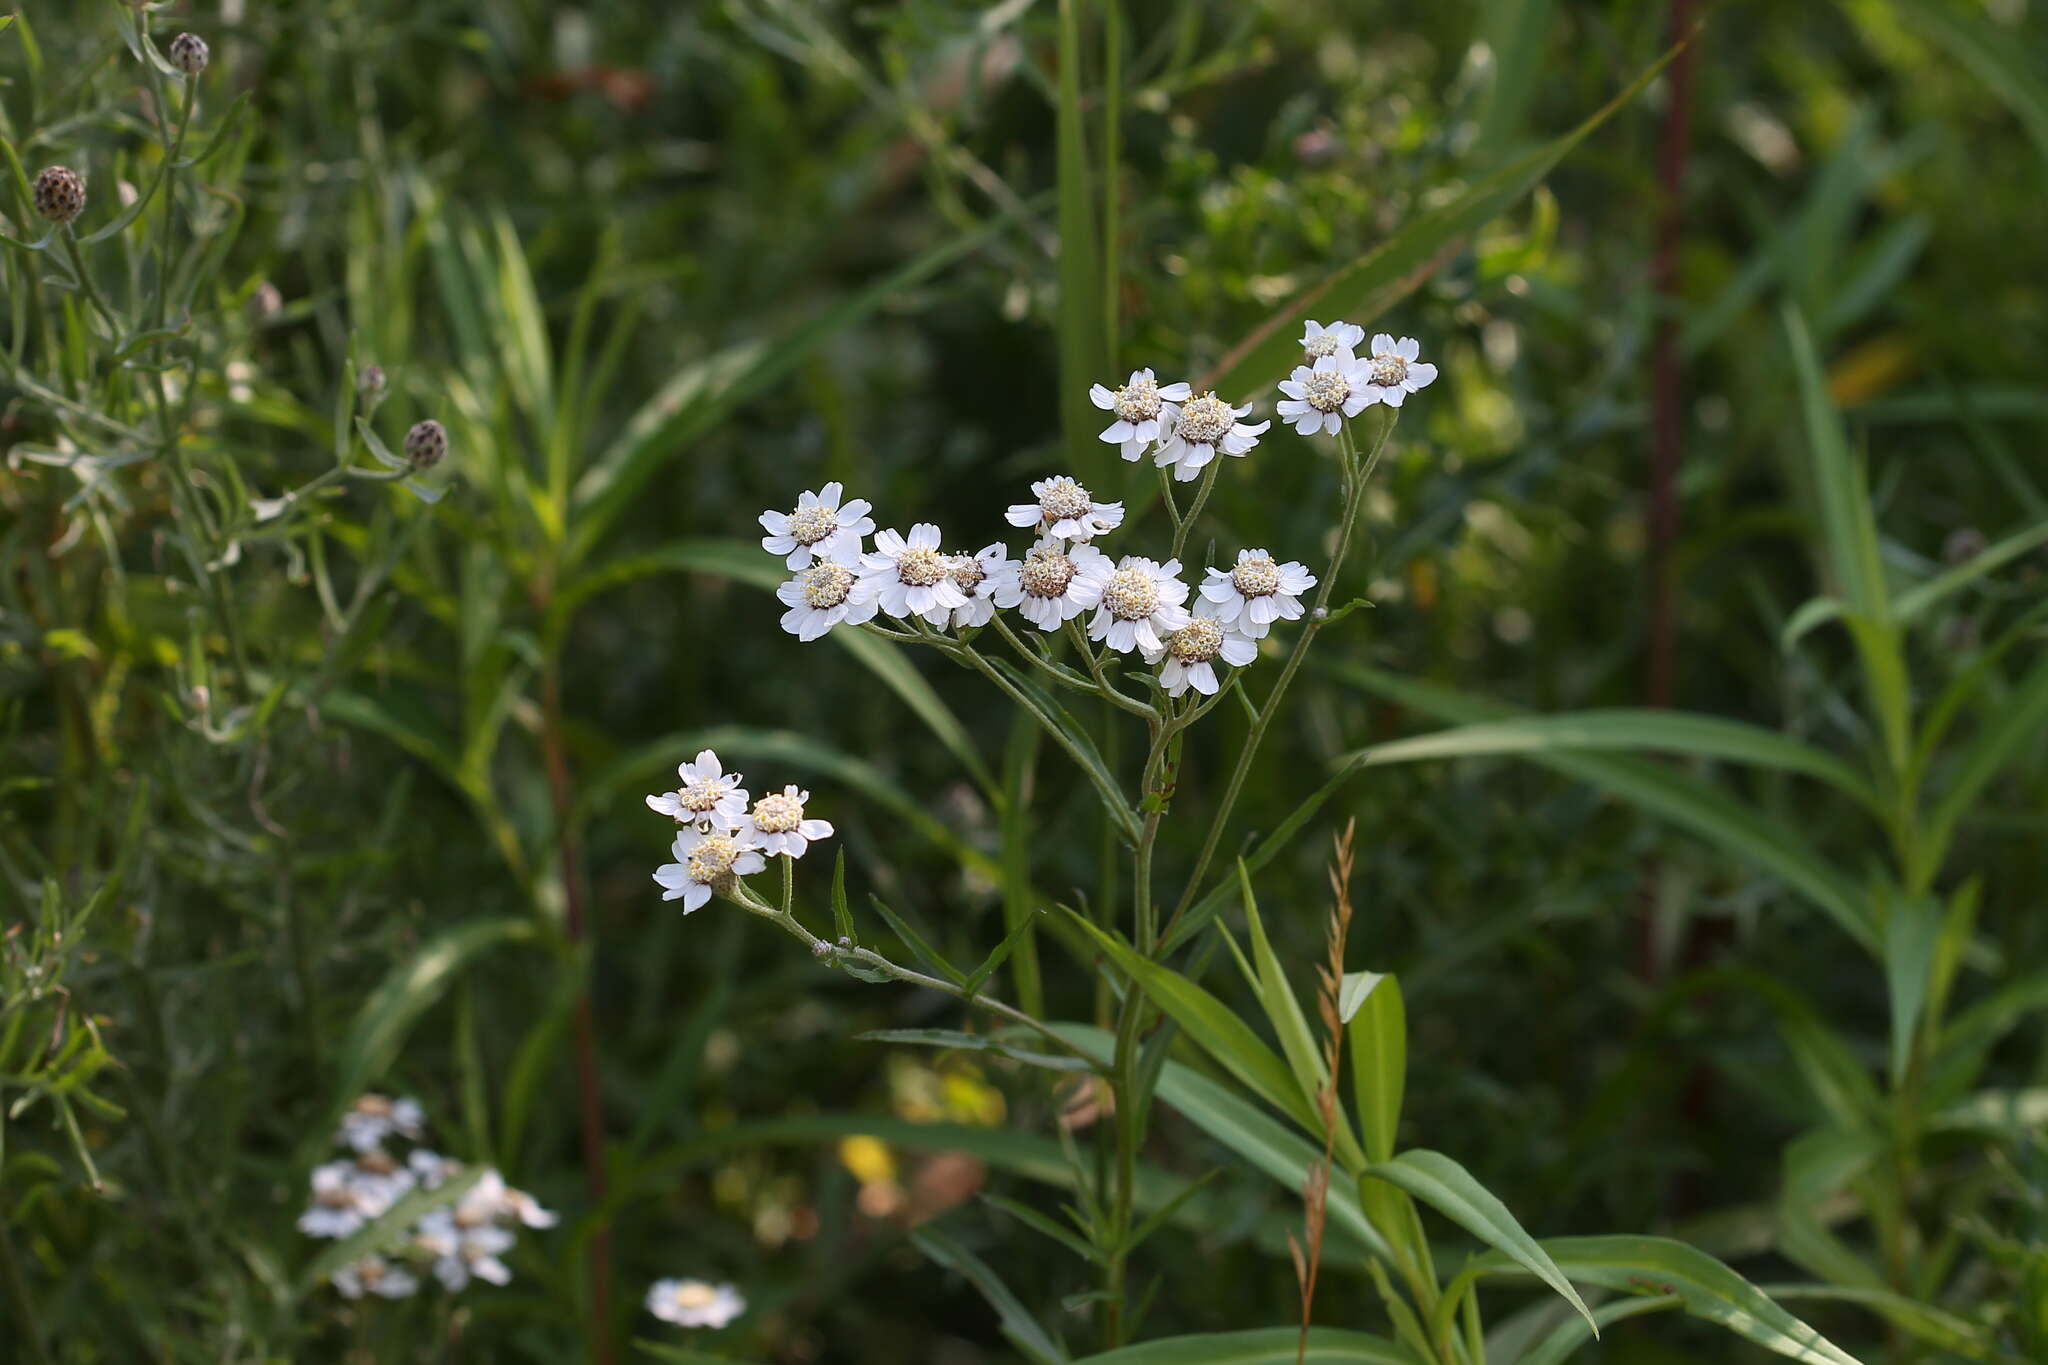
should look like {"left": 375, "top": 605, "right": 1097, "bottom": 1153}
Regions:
{"left": 1396, "top": 337, "right": 1420, "bottom": 361}
{"left": 1089, "top": 383, "right": 1116, "bottom": 410}
{"left": 1371, "top": 333, "right": 1396, "bottom": 355}
{"left": 1005, "top": 505, "right": 1040, "bottom": 528}
{"left": 1406, "top": 361, "right": 1438, "bottom": 389}
{"left": 759, "top": 510, "right": 790, "bottom": 534}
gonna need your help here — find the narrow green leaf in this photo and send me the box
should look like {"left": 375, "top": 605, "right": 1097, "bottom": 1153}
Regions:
{"left": 1367, "top": 1150, "right": 1596, "bottom": 1336}
{"left": 869, "top": 893, "right": 968, "bottom": 986}
{"left": 1068, "top": 915, "right": 1320, "bottom": 1135}
{"left": 1068, "top": 1327, "right": 1420, "bottom": 1364}
{"left": 1477, "top": 1235, "right": 1866, "bottom": 1365}
{"left": 991, "top": 657, "right": 1137, "bottom": 844}
{"left": 1784, "top": 304, "right": 1888, "bottom": 620}
{"left": 1882, "top": 895, "right": 1943, "bottom": 1087}
{"left": 1776, "top": 1126, "right": 1885, "bottom": 1290}
{"left": 1759, "top": 1285, "right": 1991, "bottom": 1361}
{"left": 295, "top": 1166, "right": 484, "bottom": 1300}
{"left": 1236, "top": 862, "right": 1354, "bottom": 1167}
{"left": 913, "top": 1224, "right": 1068, "bottom": 1364}
{"left": 1512, "top": 1294, "right": 1682, "bottom": 1365}
{"left": 1921, "top": 652, "right": 2048, "bottom": 876}
{"left": 1894, "top": 518, "right": 2048, "bottom": 624}
{"left": 1054, "top": 0, "right": 1104, "bottom": 480}
{"left": 1201, "top": 37, "right": 1686, "bottom": 399}
{"left": 1347, "top": 973, "right": 1405, "bottom": 1166}
{"left": 830, "top": 848, "right": 856, "bottom": 946}
{"left": 963, "top": 909, "right": 1047, "bottom": 999}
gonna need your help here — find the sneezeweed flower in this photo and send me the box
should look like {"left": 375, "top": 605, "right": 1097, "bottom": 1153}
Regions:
{"left": 646, "top": 750, "right": 748, "bottom": 829}
{"left": 928, "top": 544, "right": 1015, "bottom": 630}
{"left": 1004, "top": 476, "right": 1123, "bottom": 543}
{"left": 403, "top": 418, "right": 447, "bottom": 470}
{"left": 1299, "top": 319, "right": 1364, "bottom": 361}
{"left": 1357, "top": 334, "right": 1438, "bottom": 408}
{"left": 990, "top": 537, "right": 1109, "bottom": 630}
{"left": 860, "top": 523, "right": 966, "bottom": 621}
{"left": 1089, "top": 368, "right": 1191, "bottom": 460}
{"left": 1155, "top": 392, "right": 1268, "bottom": 483}
{"left": 648, "top": 1278, "right": 747, "bottom": 1329}
{"left": 341, "top": 1093, "right": 425, "bottom": 1152}
{"left": 298, "top": 1162, "right": 391, "bottom": 1238}
{"left": 759, "top": 482, "right": 875, "bottom": 569}
{"left": 654, "top": 825, "right": 766, "bottom": 912}
{"left": 32, "top": 167, "right": 86, "bottom": 225}
{"left": 1276, "top": 353, "right": 1373, "bottom": 436}
{"left": 1080, "top": 555, "right": 1192, "bottom": 655}
{"left": 332, "top": 1256, "right": 419, "bottom": 1301}
{"left": 776, "top": 558, "right": 879, "bottom": 642}
{"left": 743, "top": 786, "right": 834, "bottom": 859}
{"left": 415, "top": 1209, "right": 516, "bottom": 1290}
{"left": 1200, "top": 550, "right": 1317, "bottom": 638}
{"left": 1143, "top": 613, "right": 1258, "bottom": 698}
{"left": 167, "top": 32, "right": 210, "bottom": 76}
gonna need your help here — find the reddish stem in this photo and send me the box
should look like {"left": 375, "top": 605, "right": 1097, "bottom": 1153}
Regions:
{"left": 542, "top": 656, "right": 614, "bottom": 1365}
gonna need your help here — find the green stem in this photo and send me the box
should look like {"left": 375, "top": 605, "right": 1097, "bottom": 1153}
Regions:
{"left": 1166, "top": 412, "right": 1396, "bottom": 932}
{"left": 1168, "top": 455, "right": 1222, "bottom": 564}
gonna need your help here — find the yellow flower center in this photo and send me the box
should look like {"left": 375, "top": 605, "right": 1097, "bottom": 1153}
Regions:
{"left": 686, "top": 836, "right": 739, "bottom": 884}
{"left": 1019, "top": 548, "right": 1076, "bottom": 599}
{"left": 1038, "top": 478, "right": 1094, "bottom": 522}
{"left": 675, "top": 1282, "right": 718, "bottom": 1309}
{"left": 1168, "top": 617, "right": 1224, "bottom": 663}
{"left": 1369, "top": 352, "right": 1409, "bottom": 387}
{"left": 1175, "top": 394, "right": 1234, "bottom": 446}
{"left": 896, "top": 546, "right": 947, "bottom": 587}
{"left": 1112, "top": 377, "right": 1161, "bottom": 423}
{"left": 1303, "top": 331, "right": 1343, "bottom": 358}
{"left": 1230, "top": 557, "right": 1280, "bottom": 597}
{"left": 1103, "top": 567, "right": 1161, "bottom": 621}
{"left": 787, "top": 504, "right": 838, "bottom": 545}
{"left": 751, "top": 793, "right": 803, "bottom": 834}
{"left": 948, "top": 553, "right": 987, "bottom": 595}
{"left": 799, "top": 562, "right": 853, "bottom": 608}
{"left": 1304, "top": 370, "right": 1351, "bottom": 413}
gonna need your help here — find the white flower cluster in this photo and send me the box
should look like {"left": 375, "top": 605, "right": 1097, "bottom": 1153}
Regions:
{"left": 752, "top": 323, "right": 1438, "bottom": 695}
{"left": 647, "top": 1276, "right": 747, "bottom": 1330}
{"left": 298, "top": 1093, "right": 556, "bottom": 1299}
{"left": 649, "top": 749, "right": 835, "bottom": 910}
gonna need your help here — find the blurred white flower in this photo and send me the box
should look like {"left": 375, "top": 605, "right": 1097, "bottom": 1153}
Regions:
{"left": 1004, "top": 476, "right": 1123, "bottom": 543}
{"left": 1300, "top": 319, "right": 1364, "bottom": 361}
{"left": 332, "top": 1256, "right": 419, "bottom": 1300}
{"left": 646, "top": 750, "right": 749, "bottom": 829}
{"left": 416, "top": 1209, "right": 516, "bottom": 1290}
{"left": 743, "top": 786, "right": 834, "bottom": 860}
{"left": 1199, "top": 550, "right": 1316, "bottom": 638}
{"left": 1089, "top": 368, "right": 1191, "bottom": 460}
{"left": 1080, "top": 555, "right": 1192, "bottom": 656}
{"left": 776, "top": 559, "right": 880, "bottom": 642}
{"left": 759, "top": 482, "right": 874, "bottom": 569}
{"left": 1142, "top": 613, "right": 1258, "bottom": 697}
{"left": 991, "top": 538, "right": 1110, "bottom": 630}
{"left": 654, "top": 826, "right": 766, "bottom": 912}
{"left": 1276, "top": 354, "right": 1373, "bottom": 436}
{"left": 928, "top": 544, "right": 1015, "bottom": 630}
{"left": 1358, "top": 333, "right": 1438, "bottom": 408}
{"left": 1155, "top": 392, "right": 1268, "bottom": 483}
{"left": 340, "top": 1094, "right": 424, "bottom": 1152}
{"left": 861, "top": 523, "right": 967, "bottom": 621}
{"left": 647, "top": 1277, "right": 747, "bottom": 1329}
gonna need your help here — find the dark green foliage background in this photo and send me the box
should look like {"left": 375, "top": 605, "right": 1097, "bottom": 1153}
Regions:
{"left": 3, "top": 1, "right": 2044, "bottom": 1361}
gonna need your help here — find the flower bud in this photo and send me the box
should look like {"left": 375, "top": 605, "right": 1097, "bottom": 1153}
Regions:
{"left": 403, "top": 419, "right": 448, "bottom": 471}
{"left": 247, "top": 281, "right": 283, "bottom": 323}
{"left": 32, "top": 167, "right": 86, "bottom": 225}
{"left": 358, "top": 366, "right": 386, "bottom": 402}
{"left": 167, "top": 32, "right": 210, "bottom": 76}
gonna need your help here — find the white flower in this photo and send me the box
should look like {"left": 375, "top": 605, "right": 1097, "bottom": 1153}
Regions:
{"left": 759, "top": 482, "right": 875, "bottom": 569}
{"left": 408, "top": 1148, "right": 462, "bottom": 1189}
{"left": 1199, "top": 549, "right": 1317, "bottom": 638}
{"left": 416, "top": 1209, "right": 517, "bottom": 1291}
{"left": 777, "top": 558, "right": 880, "bottom": 642}
{"left": 1141, "top": 612, "right": 1258, "bottom": 697}
{"left": 861, "top": 523, "right": 967, "bottom": 620}
{"left": 340, "top": 1094, "right": 424, "bottom": 1152}
{"left": 990, "top": 537, "right": 1110, "bottom": 630}
{"left": 1357, "top": 333, "right": 1439, "bottom": 408}
{"left": 299, "top": 1163, "right": 376, "bottom": 1238}
{"left": 1079, "top": 555, "right": 1192, "bottom": 655}
{"left": 1277, "top": 353, "right": 1373, "bottom": 436}
{"left": 1004, "top": 476, "right": 1124, "bottom": 543}
{"left": 646, "top": 750, "right": 749, "bottom": 829}
{"left": 654, "top": 825, "right": 766, "bottom": 912}
{"left": 332, "top": 1256, "right": 419, "bottom": 1300}
{"left": 743, "top": 785, "right": 834, "bottom": 859}
{"left": 1299, "top": 319, "right": 1364, "bottom": 361}
{"left": 647, "top": 1278, "right": 747, "bottom": 1329}
{"left": 1155, "top": 392, "right": 1268, "bottom": 483}
{"left": 1089, "top": 368, "right": 1192, "bottom": 460}
{"left": 926, "top": 543, "right": 1015, "bottom": 630}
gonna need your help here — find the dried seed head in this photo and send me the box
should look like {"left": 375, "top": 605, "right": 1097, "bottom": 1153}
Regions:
{"left": 358, "top": 366, "right": 386, "bottom": 401}
{"left": 403, "top": 419, "right": 448, "bottom": 471}
{"left": 32, "top": 167, "right": 86, "bottom": 225}
{"left": 168, "top": 32, "right": 210, "bottom": 76}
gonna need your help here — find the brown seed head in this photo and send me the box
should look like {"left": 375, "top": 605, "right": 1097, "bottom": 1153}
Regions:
{"left": 32, "top": 167, "right": 86, "bottom": 225}
{"left": 403, "top": 419, "right": 448, "bottom": 471}
{"left": 168, "top": 32, "right": 210, "bottom": 76}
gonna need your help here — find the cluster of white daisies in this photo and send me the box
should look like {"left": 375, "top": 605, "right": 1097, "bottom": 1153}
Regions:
{"left": 760, "top": 324, "right": 1432, "bottom": 699}
{"left": 298, "top": 1094, "right": 556, "bottom": 1299}
{"left": 649, "top": 750, "right": 835, "bottom": 911}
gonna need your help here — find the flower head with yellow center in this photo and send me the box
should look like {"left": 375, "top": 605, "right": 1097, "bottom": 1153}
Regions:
{"left": 992, "top": 537, "right": 1111, "bottom": 630}
{"left": 742, "top": 785, "right": 836, "bottom": 860}
{"left": 1199, "top": 548, "right": 1318, "bottom": 639}
{"left": 646, "top": 750, "right": 750, "bottom": 828}
{"left": 654, "top": 823, "right": 766, "bottom": 913}
{"left": 1089, "top": 367, "right": 1193, "bottom": 461}
{"left": 925, "top": 543, "right": 1017, "bottom": 631}
{"left": 1277, "top": 352, "right": 1373, "bottom": 437}
{"left": 1154, "top": 391, "right": 1270, "bottom": 483}
{"left": 777, "top": 559, "right": 880, "bottom": 642}
{"left": 1299, "top": 319, "right": 1364, "bottom": 361}
{"left": 760, "top": 481, "right": 875, "bottom": 569}
{"left": 1357, "top": 334, "right": 1439, "bottom": 409}
{"left": 859, "top": 523, "right": 970, "bottom": 620}
{"left": 648, "top": 1277, "right": 747, "bottom": 1329}
{"left": 1004, "top": 476, "right": 1124, "bottom": 543}
{"left": 1077, "top": 554, "right": 1192, "bottom": 656}
{"left": 1140, "top": 606, "right": 1260, "bottom": 697}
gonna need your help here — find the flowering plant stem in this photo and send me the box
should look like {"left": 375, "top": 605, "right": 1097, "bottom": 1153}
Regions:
{"left": 1166, "top": 411, "right": 1397, "bottom": 937}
